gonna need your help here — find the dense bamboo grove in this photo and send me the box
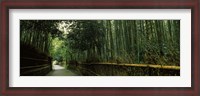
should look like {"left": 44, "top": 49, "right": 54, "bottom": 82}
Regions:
{"left": 66, "top": 20, "right": 180, "bottom": 66}
{"left": 20, "top": 20, "right": 60, "bottom": 54}
{"left": 20, "top": 20, "right": 180, "bottom": 67}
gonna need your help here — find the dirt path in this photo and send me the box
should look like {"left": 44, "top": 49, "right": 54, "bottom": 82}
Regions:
{"left": 46, "top": 65, "right": 79, "bottom": 76}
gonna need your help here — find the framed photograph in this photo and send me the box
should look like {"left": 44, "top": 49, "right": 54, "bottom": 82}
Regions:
{"left": 1, "top": 0, "right": 199, "bottom": 96}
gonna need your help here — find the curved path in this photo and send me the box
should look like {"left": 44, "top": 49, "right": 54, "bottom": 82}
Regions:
{"left": 46, "top": 65, "right": 79, "bottom": 76}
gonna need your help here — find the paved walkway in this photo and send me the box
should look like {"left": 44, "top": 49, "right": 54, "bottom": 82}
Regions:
{"left": 46, "top": 65, "right": 79, "bottom": 76}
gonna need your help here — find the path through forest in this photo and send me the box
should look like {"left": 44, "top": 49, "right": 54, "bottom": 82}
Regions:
{"left": 46, "top": 65, "right": 79, "bottom": 76}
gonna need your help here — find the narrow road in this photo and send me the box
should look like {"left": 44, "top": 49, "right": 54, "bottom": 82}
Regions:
{"left": 46, "top": 65, "right": 79, "bottom": 76}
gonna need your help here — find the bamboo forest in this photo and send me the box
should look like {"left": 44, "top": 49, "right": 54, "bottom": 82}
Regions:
{"left": 20, "top": 20, "right": 180, "bottom": 76}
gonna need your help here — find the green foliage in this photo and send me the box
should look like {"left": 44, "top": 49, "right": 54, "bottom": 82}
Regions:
{"left": 20, "top": 20, "right": 180, "bottom": 66}
{"left": 67, "top": 20, "right": 105, "bottom": 62}
{"left": 50, "top": 37, "right": 67, "bottom": 61}
{"left": 67, "top": 20, "right": 105, "bottom": 51}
